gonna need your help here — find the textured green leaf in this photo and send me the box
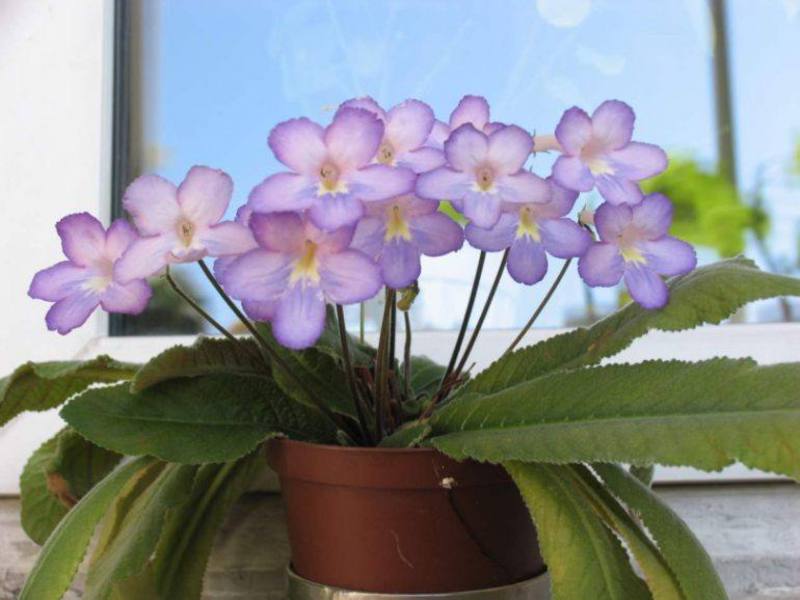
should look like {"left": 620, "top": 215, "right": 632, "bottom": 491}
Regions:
{"left": 0, "top": 356, "right": 138, "bottom": 426}
{"left": 378, "top": 422, "right": 432, "bottom": 448}
{"left": 405, "top": 355, "right": 447, "bottom": 398}
{"left": 61, "top": 374, "right": 337, "bottom": 463}
{"left": 505, "top": 462, "right": 650, "bottom": 600}
{"left": 464, "top": 257, "right": 800, "bottom": 396}
{"left": 433, "top": 359, "right": 800, "bottom": 479}
{"left": 20, "top": 428, "right": 121, "bottom": 545}
{"left": 131, "top": 337, "right": 267, "bottom": 392}
{"left": 593, "top": 464, "right": 728, "bottom": 600}
{"left": 19, "top": 457, "right": 155, "bottom": 600}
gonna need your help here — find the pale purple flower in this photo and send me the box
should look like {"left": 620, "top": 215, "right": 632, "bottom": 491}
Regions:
{"left": 220, "top": 212, "right": 382, "bottom": 349}
{"left": 29, "top": 213, "right": 152, "bottom": 334}
{"left": 552, "top": 100, "right": 667, "bottom": 206}
{"left": 466, "top": 179, "right": 591, "bottom": 285}
{"left": 248, "top": 108, "right": 416, "bottom": 231}
{"left": 351, "top": 195, "right": 464, "bottom": 289}
{"left": 338, "top": 97, "right": 445, "bottom": 173}
{"left": 416, "top": 124, "right": 550, "bottom": 229}
{"left": 115, "top": 166, "right": 255, "bottom": 283}
{"left": 578, "top": 194, "right": 696, "bottom": 309}
{"left": 426, "top": 95, "right": 505, "bottom": 149}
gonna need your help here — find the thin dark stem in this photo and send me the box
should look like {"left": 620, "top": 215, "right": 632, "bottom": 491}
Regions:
{"left": 454, "top": 250, "right": 508, "bottom": 377}
{"left": 504, "top": 258, "right": 572, "bottom": 356}
{"left": 389, "top": 293, "right": 397, "bottom": 368}
{"left": 337, "top": 305, "right": 372, "bottom": 444}
{"left": 403, "top": 311, "right": 412, "bottom": 402}
{"left": 165, "top": 267, "right": 238, "bottom": 343}
{"left": 374, "top": 288, "right": 395, "bottom": 440}
{"left": 359, "top": 303, "right": 366, "bottom": 343}
{"left": 441, "top": 251, "right": 486, "bottom": 388}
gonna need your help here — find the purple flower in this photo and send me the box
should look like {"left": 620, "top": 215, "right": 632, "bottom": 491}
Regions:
{"left": 29, "top": 213, "right": 152, "bottom": 334}
{"left": 426, "top": 95, "right": 505, "bottom": 149}
{"left": 466, "top": 179, "right": 591, "bottom": 285}
{"left": 351, "top": 195, "right": 464, "bottom": 289}
{"left": 220, "top": 212, "right": 382, "bottom": 349}
{"left": 338, "top": 97, "right": 445, "bottom": 173}
{"left": 416, "top": 124, "right": 550, "bottom": 229}
{"left": 115, "top": 166, "right": 255, "bottom": 283}
{"left": 578, "top": 194, "right": 696, "bottom": 309}
{"left": 248, "top": 108, "right": 416, "bottom": 231}
{"left": 552, "top": 100, "right": 667, "bottom": 206}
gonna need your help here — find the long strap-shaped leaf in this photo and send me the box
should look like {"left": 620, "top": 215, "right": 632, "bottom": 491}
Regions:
{"left": 593, "top": 464, "right": 728, "bottom": 600}
{"left": 433, "top": 359, "right": 800, "bottom": 479}
{"left": 19, "top": 456, "right": 155, "bottom": 600}
{"left": 505, "top": 462, "right": 651, "bottom": 600}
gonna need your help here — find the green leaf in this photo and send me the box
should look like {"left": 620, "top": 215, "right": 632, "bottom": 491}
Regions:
{"left": 378, "top": 422, "right": 432, "bottom": 448}
{"left": 131, "top": 337, "right": 267, "bottom": 392}
{"left": 84, "top": 463, "right": 198, "bottom": 600}
{"left": 20, "top": 428, "right": 121, "bottom": 544}
{"left": 505, "top": 462, "right": 650, "bottom": 600}
{"left": 19, "top": 456, "right": 155, "bottom": 600}
{"left": 0, "top": 356, "right": 138, "bottom": 426}
{"left": 404, "top": 355, "right": 447, "bottom": 398}
{"left": 433, "top": 358, "right": 800, "bottom": 479}
{"left": 593, "top": 464, "right": 728, "bottom": 600}
{"left": 464, "top": 257, "right": 800, "bottom": 397}
{"left": 61, "top": 374, "right": 337, "bottom": 463}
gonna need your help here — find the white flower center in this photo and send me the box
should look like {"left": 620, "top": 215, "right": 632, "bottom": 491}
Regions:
{"left": 377, "top": 141, "right": 396, "bottom": 166}
{"left": 472, "top": 165, "right": 496, "bottom": 193}
{"left": 177, "top": 218, "right": 196, "bottom": 247}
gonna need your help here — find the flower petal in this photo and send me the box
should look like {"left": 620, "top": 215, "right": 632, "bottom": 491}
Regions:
{"left": 416, "top": 167, "right": 471, "bottom": 201}
{"left": 307, "top": 195, "right": 364, "bottom": 231}
{"left": 113, "top": 235, "right": 176, "bottom": 283}
{"left": 578, "top": 242, "right": 625, "bottom": 287}
{"left": 624, "top": 265, "right": 668, "bottom": 309}
{"left": 591, "top": 100, "right": 634, "bottom": 150}
{"left": 200, "top": 221, "right": 257, "bottom": 257}
{"left": 539, "top": 218, "right": 591, "bottom": 258}
{"left": 242, "top": 299, "right": 277, "bottom": 322}
{"left": 609, "top": 142, "right": 668, "bottom": 181}
{"left": 177, "top": 166, "right": 233, "bottom": 227}
{"left": 552, "top": 155, "right": 594, "bottom": 193}
{"left": 487, "top": 125, "right": 533, "bottom": 175}
{"left": 632, "top": 193, "right": 673, "bottom": 239}
{"left": 444, "top": 124, "right": 488, "bottom": 171}
{"left": 386, "top": 99, "right": 434, "bottom": 153}
{"left": 100, "top": 279, "right": 152, "bottom": 314}
{"left": 409, "top": 211, "right": 464, "bottom": 256}
{"left": 555, "top": 107, "right": 592, "bottom": 155}
{"left": 496, "top": 171, "right": 551, "bottom": 204}
{"left": 449, "top": 95, "right": 490, "bottom": 131}
{"left": 399, "top": 146, "right": 446, "bottom": 173}
{"left": 640, "top": 236, "right": 697, "bottom": 277}
{"left": 325, "top": 107, "right": 383, "bottom": 170}
{"left": 507, "top": 237, "right": 548, "bottom": 285}
{"left": 351, "top": 216, "right": 386, "bottom": 259}
{"left": 338, "top": 96, "right": 386, "bottom": 121}
{"left": 536, "top": 178, "right": 579, "bottom": 219}
{"left": 596, "top": 174, "right": 644, "bottom": 206}
{"left": 219, "top": 249, "right": 293, "bottom": 302}
{"left": 268, "top": 117, "right": 327, "bottom": 174}
{"left": 464, "top": 213, "right": 516, "bottom": 252}
{"left": 249, "top": 212, "right": 305, "bottom": 253}
{"left": 247, "top": 172, "right": 316, "bottom": 212}
{"left": 318, "top": 249, "right": 382, "bottom": 304}
{"left": 427, "top": 120, "right": 450, "bottom": 149}
{"left": 349, "top": 164, "right": 416, "bottom": 202}
{"left": 380, "top": 239, "right": 422, "bottom": 289}
{"left": 594, "top": 201, "right": 633, "bottom": 241}
{"left": 462, "top": 192, "right": 502, "bottom": 228}
{"left": 56, "top": 213, "right": 107, "bottom": 268}
{"left": 273, "top": 284, "right": 326, "bottom": 350}
{"left": 29, "top": 261, "right": 88, "bottom": 301}
{"left": 122, "top": 175, "right": 179, "bottom": 236}
{"left": 45, "top": 292, "right": 99, "bottom": 335}
{"left": 105, "top": 219, "right": 139, "bottom": 261}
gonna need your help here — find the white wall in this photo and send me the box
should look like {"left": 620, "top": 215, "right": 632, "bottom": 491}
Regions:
{"left": 0, "top": 0, "right": 113, "bottom": 493}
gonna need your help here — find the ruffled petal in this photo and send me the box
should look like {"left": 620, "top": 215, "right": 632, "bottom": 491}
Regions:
{"left": 338, "top": 96, "right": 386, "bottom": 121}
{"left": 29, "top": 261, "right": 88, "bottom": 301}
{"left": 349, "top": 164, "right": 416, "bottom": 202}
{"left": 640, "top": 236, "right": 697, "bottom": 277}
{"left": 578, "top": 242, "right": 625, "bottom": 287}
{"left": 307, "top": 195, "right": 364, "bottom": 231}
{"left": 325, "top": 107, "right": 383, "bottom": 170}
{"left": 552, "top": 155, "right": 594, "bottom": 193}
{"left": 495, "top": 171, "right": 551, "bottom": 204}
{"left": 249, "top": 212, "right": 305, "bottom": 253}
{"left": 268, "top": 117, "right": 327, "bottom": 174}
{"left": 609, "top": 142, "right": 668, "bottom": 181}
{"left": 122, "top": 175, "right": 179, "bottom": 236}
{"left": 380, "top": 239, "right": 422, "bottom": 289}
{"left": 177, "top": 166, "right": 233, "bottom": 227}
{"left": 487, "top": 125, "right": 533, "bottom": 175}
{"left": 444, "top": 124, "right": 488, "bottom": 171}
{"left": 536, "top": 178, "right": 579, "bottom": 219}
{"left": 199, "top": 221, "right": 257, "bottom": 257}
{"left": 318, "top": 249, "right": 382, "bottom": 304}
{"left": 507, "top": 237, "right": 548, "bottom": 285}
{"left": 247, "top": 172, "right": 316, "bottom": 212}
{"left": 409, "top": 211, "right": 464, "bottom": 256}
{"left": 100, "top": 279, "right": 152, "bottom": 314}
{"left": 462, "top": 192, "right": 503, "bottom": 229}
{"left": 464, "top": 213, "right": 517, "bottom": 252}
{"left": 555, "top": 107, "right": 592, "bottom": 155}
{"left": 386, "top": 99, "right": 434, "bottom": 153}
{"left": 594, "top": 201, "right": 633, "bottom": 241}
{"left": 273, "top": 283, "right": 326, "bottom": 350}
{"left": 113, "top": 234, "right": 177, "bottom": 283}
{"left": 242, "top": 299, "right": 277, "bottom": 322}
{"left": 351, "top": 216, "right": 386, "bottom": 259}
{"left": 632, "top": 193, "right": 673, "bottom": 239}
{"left": 449, "top": 95, "right": 490, "bottom": 130}
{"left": 595, "top": 174, "right": 644, "bottom": 206}
{"left": 45, "top": 291, "right": 99, "bottom": 335}
{"left": 105, "top": 219, "right": 139, "bottom": 261}
{"left": 591, "top": 100, "right": 634, "bottom": 150}
{"left": 56, "top": 213, "right": 107, "bottom": 268}
{"left": 539, "top": 218, "right": 591, "bottom": 258}
{"left": 427, "top": 120, "right": 450, "bottom": 149}
{"left": 218, "top": 249, "right": 293, "bottom": 302}
{"left": 624, "top": 265, "right": 668, "bottom": 309}
{"left": 416, "top": 167, "right": 471, "bottom": 201}
{"left": 401, "top": 196, "right": 439, "bottom": 217}
{"left": 399, "top": 146, "right": 446, "bottom": 173}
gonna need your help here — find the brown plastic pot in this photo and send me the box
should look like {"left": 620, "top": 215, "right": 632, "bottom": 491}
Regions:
{"left": 267, "top": 439, "right": 545, "bottom": 594}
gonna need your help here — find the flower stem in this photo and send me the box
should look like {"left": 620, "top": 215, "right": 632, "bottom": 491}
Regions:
{"left": 454, "top": 249, "right": 508, "bottom": 378}
{"left": 503, "top": 258, "right": 572, "bottom": 356}
{"left": 164, "top": 266, "right": 239, "bottom": 343}
{"left": 359, "top": 302, "right": 366, "bottom": 343}
{"left": 389, "top": 292, "right": 397, "bottom": 368}
{"left": 374, "top": 288, "right": 395, "bottom": 440}
{"left": 337, "top": 304, "right": 373, "bottom": 444}
{"left": 403, "top": 311, "right": 412, "bottom": 402}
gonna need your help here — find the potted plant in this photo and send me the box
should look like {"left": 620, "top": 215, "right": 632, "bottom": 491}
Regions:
{"left": 5, "top": 95, "right": 800, "bottom": 600}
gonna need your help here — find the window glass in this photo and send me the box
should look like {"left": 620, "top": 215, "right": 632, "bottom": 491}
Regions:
{"left": 126, "top": 0, "right": 800, "bottom": 334}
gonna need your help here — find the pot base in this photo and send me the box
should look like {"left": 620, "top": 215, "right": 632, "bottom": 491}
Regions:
{"left": 287, "top": 568, "right": 551, "bottom": 600}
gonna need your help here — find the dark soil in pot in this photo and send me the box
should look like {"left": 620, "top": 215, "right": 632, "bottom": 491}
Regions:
{"left": 267, "top": 438, "right": 545, "bottom": 594}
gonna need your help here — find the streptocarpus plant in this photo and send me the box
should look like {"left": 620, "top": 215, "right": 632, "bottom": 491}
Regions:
{"left": 6, "top": 95, "right": 800, "bottom": 599}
